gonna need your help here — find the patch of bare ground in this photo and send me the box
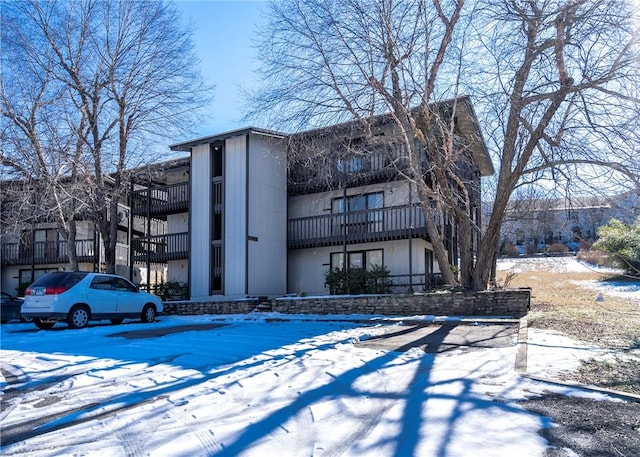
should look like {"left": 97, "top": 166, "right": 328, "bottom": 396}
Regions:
{"left": 498, "top": 267, "right": 640, "bottom": 392}
{"left": 499, "top": 260, "right": 640, "bottom": 456}
{"left": 520, "top": 394, "right": 640, "bottom": 457}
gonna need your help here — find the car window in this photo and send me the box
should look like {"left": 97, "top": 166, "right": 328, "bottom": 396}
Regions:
{"left": 31, "top": 272, "right": 88, "bottom": 288}
{"left": 63, "top": 273, "right": 87, "bottom": 289}
{"left": 112, "top": 277, "right": 137, "bottom": 292}
{"left": 90, "top": 275, "right": 113, "bottom": 291}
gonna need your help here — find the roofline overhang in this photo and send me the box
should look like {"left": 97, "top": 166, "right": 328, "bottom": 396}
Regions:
{"left": 169, "top": 127, "right": 287, "bottom": 152}
{"left": 288, "top": 96, "right": 495, "bottom": 177}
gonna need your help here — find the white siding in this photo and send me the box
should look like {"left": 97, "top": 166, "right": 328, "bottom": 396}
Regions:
{"left": 167, "top": 213, "right": 188, "bottom": 233}
{"left": 288, "top": 181, "right": 413, "bottom": 219}
{"left": 224, "top": 135, "right": 248, "bottom": 296}
{"left": 167, "top": 259, "right": 188, "bottom": 284}
{"left": 247, "top": 134, "right": 287, "bottom": 296}
{"left": 287, "top": 239, "right": 433, "bottom": 296}
{"left": 190, "top": 143, "right": 211, "bottom": 299}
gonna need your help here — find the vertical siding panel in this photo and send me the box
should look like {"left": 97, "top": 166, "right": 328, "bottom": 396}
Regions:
{"left": 224, "top": 135, "right": 247, "bottom": 296}
{"left": 190, "top": 143, "right": 211, "bottom": 299}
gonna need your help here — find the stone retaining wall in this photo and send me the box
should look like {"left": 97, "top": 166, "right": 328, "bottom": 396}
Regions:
{"left": 162, "top": 288, "right": 530, "bottom": 318}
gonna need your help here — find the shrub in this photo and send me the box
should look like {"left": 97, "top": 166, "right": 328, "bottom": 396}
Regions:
{"left": 366, "top": 265, "right": 393, "bottom": 294}
{"left": 548, "top": 243, "right": 569, "bottom": 253}
{"left": 524, "top": 243, "right": 537, "bottom": 255}
{"left": 501, "top": 242, "right": 519, "bottom": 257}
{"left": 325, "top": 265, "right": 392, "bottom": 295}
{"left": 576, "top": 249, "right": 616, "bottom": 268}
{"left": 593, "top": 218, "right": 640, "bottom": 276}
{"left": 155, "top": 280, "right": 188, "bottom": 300}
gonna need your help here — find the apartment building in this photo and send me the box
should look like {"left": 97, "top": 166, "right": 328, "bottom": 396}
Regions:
{"left": 498, "top": 192, "right": 640, "bottom": 254}
{"left": 286, "top": 98, "right": 492, "bottom": 295}
{"left": 166, "top": 97, "right": 492, "bottom": 299}
{"left": 1, "top": 98, "right": 493, "bottom": 300}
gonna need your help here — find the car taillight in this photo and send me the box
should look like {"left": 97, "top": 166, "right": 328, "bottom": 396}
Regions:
{"left": 45, "top": 286, "right": 68, "bottom": 294}
{"left": 25, "top": 286, "right": 67, "bottom": 295}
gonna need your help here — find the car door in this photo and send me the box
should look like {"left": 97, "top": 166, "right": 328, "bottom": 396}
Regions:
{"left": 112, "top": 277, "right": 142, "bottom": 315}
{"left": 86, "top": 275, "right": 118, "bottom": 317}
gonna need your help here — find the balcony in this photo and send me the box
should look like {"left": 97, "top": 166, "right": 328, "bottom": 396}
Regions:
{"left": 1, "top": 239, "right": 96, "bottom": 266}
{"left": 132, "top": 182, "right": 189, "bottom": 216}
{"left": 288, "top": 147, "right": 407, "bottom": 195}
{"left": 288, "top": 205, "right": 429, "bottom": 249}
{"left": 132, "top": 232, "right": 189, "bottom": 263}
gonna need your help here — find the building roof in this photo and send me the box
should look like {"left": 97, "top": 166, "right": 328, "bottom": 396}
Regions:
{"left": 168, "top": 98, "right": 494, "bottom": 177}
{"left": 288, "top": 96, "right": 494, "bottom": 177}
{"left": 169, "top": 127, "right": 286, "bottom": 152}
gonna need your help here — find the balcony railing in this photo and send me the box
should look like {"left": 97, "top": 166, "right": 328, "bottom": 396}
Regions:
{"left": 132, "top": 182, "right": 189, "bottom": 216}
{"left": 132, "top": 232, "right": 189, "bottom": 262}
{"left": 288, "top": 205, "right": 429, "bottom": 249}
{"left": 289, "top": 154, "right": 408, "bottom": 195}
{"left": 1, "top": 239, "right": 96, "bottom": 266}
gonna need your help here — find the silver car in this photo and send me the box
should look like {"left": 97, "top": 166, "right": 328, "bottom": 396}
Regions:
{"left": 22, "top": 272, "right": 163, "bottom": 330}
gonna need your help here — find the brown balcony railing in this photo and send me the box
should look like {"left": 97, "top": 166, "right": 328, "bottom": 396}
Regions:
{"left": 288, "top": 205, "right": 429, "bottom": 249}
{"left": 288, "top": 147, "right": 408, "bottom": 195}
{"left": 132, "top": 232, "right": 189, "bottom": 262}
{"left": 1, "top": 239, "right": 96, "bottom": 266}
{"left": 132, "top": 182, "right": 189, "bottom": 216}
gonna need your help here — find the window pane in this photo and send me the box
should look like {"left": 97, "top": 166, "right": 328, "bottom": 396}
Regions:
{"left": 330, "top": 253, "right": 344, "bottom": 270}
{"left": 347, "top": 195, "right": 366, "bottom": 211}
{"left": 367, "top": 192, "right": 383, "bottom": 209}
{"left": 348, "top": 252, "right": 363, "bottom": 269}
{"left": 366, "top": 250, "right": 383, "bottom": 269}
{"left": 332, "top": 198, "right": 344, "bottom": 213}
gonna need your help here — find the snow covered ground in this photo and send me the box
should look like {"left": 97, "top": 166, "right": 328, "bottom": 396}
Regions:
{"left": 1, "top": 256, "right": 637, "bottom": 456}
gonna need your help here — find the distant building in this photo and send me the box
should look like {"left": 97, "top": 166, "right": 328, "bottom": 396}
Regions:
{"left": 494, "top": 192, "right": 639, "bottom": 255}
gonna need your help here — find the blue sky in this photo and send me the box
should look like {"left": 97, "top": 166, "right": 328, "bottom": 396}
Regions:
{"left": 174, "top": 1, "right": 268, "bottom": 139}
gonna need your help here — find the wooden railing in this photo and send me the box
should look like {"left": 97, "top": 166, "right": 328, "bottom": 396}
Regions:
{"left": 132, "top": 182, "right": 189, "bottom": 216}
{"left": 388, "top": 273, "right": 445, "bottom": 293}
{"left": 0, "top": 239, "right": 96, "bottom": 266}
{"left": 288, "top": 205, "right": 429, "bottom": 249}
{"left": 288, "top": 149, "right": 407, "bottom": 194}
{"left": 132, "top": 232, "right": 189, "bottom": 262}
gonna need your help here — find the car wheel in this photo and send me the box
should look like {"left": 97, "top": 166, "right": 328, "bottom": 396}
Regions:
{"left": 110, "top": 318, "right": 124, "bottom": 325}
{"left": 34, "top": 318, "right": 56, "bottom": 330}
{"left": 20, "top": 316, "right": 34, "bottom": 323}
{"left": 141, "top": 304, "right": 156, "bottom": 323}
{"left": 67, "top": 305, "right": 90, "bottom": 329}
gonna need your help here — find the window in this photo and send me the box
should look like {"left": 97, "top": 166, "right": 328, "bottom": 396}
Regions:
{"left": 112, "top": 277, "right": 137, "bottom": 292}
{"left": 19, "top": 268, "right": 58, "bottom": 286}
{"left": 32, "top": 228, "right": 59, "bottom": 259}
{"left": 336, "top": 157, "right": 364, "bottom": 173}
{"left": 330, "top": 249, "right": 383, "bottom": 271}
{"left": 91, "top": 275, "right": 113, "bottom": 290}
{"left": 211, "top": 143, "right": 223, "bottom": 178}
{"left": 332, "top": 192, "right": 384, "bottom": 234}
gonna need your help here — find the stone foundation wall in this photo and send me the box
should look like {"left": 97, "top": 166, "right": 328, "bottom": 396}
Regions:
{"left": 162, "top": 299, "right": 259, "bottom": 316}
{"left": 162, "top": 289, "right": 530, "bottom": 318}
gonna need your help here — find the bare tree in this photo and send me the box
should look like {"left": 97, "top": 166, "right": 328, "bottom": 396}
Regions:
{"left": 247, "top": 0, "right": 639, "bottom": 290}
{"left": 248, "top": 0, "right": 469, "bottom": 286}
{"left": 470, "top": 0, "right": 640, "bottom": 290}
{"left": 1, "top": 0, "right": 212, "bottom": 273}
{"left": 1, "top": 11, "right": 88, "bottom": 270}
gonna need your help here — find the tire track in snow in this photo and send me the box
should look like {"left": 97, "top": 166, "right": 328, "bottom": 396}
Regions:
{"left": 164, "top": 401, "right": 223, "bottom": 454}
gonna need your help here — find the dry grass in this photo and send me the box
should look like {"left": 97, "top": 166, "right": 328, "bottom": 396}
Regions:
{"left": 497, "top": 265, "right": 640, "bottom": 394}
